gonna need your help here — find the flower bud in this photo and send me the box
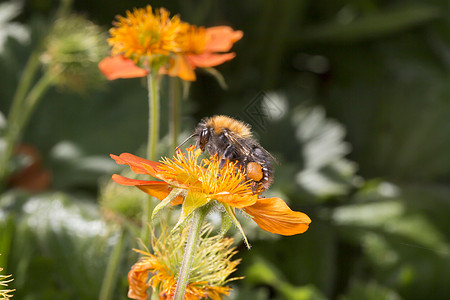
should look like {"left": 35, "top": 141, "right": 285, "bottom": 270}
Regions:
{"left": 41, "top": 15, "right": 109, "bottom": 92}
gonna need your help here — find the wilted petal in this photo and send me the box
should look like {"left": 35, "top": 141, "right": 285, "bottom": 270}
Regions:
{"left": 128, "top": 260, "right": 152, "bottom": 300}
{"left": 203, "top": 26, "right": 243, "bottom": 52}
{"left": 187, "top": 52, "right": 236, "bottom": 68}
{"left": 110, "top": 153, "right": 162, "bottom": 176}
{"left": 99, "top": 55, "right": 147, "bottom": 80}
{"left": 243, "top": 197, "right": 311, "bottom": 235}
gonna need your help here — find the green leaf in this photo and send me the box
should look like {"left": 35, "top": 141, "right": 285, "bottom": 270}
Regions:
{"left": 292, "top": 105, "right": 357, "bottom": 198}
{"left": 0, "top": 215, "right": 14, "bottom": 268}
{"left": 0, "top": 0, "right": 29, "bottom": 51}
{"left": 331, "top": 181, "right": 450, "bottom": 298}
{"left": 0, "top": 191, "right": 132, "bottom": 299}
{"left": 332, "top": 198, "right": 449, "bottom": 253}
{"left": 339, "top": 281, "right": 401, "bottom": 300}
{"left": 246, "top": 258, "right": 328, "bottom": 300}
{"left": 299, "top": 5, "right": 441, "bottom": 43}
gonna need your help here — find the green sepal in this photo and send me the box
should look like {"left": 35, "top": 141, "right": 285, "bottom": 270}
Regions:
{"left": 221, "top": 203, "right": 250, "bottom": 249}
{"left": 218, "top": 209, "right": 233, "bottom": 239}
{"left": 172, "top": 191, "right": 209, "bottom": 232}
{"left": 152, "top": 188, "right": 183, "bottom": 220}
{"left": 202, "top": 67, "right": 228, "bottom": 90}
{"left": 181, "top": 80, "right": 191, "bottom": 100}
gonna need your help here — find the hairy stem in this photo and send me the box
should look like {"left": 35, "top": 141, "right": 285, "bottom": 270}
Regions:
{"left": 170, "top": 77, "right": 181, "bottom": 151}
{"left": 142, "top": 72, "right": 160, "bottom": 240}
{"left": 173, "top": 205, "right": 210, "bottom": 300}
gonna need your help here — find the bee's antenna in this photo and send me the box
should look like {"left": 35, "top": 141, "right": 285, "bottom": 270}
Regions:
{"left": 175, "top": 133, "right": 198, "bottom": 152}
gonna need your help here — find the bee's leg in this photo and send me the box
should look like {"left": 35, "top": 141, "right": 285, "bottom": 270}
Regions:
{"left": 219, "top": 144, "right": 234, "bottom": 169}
{"left": 217, "top": 144, "right": 234, "bottom": 178}
{"left": 250, "top": 181, "right": 258, "bottom": 195}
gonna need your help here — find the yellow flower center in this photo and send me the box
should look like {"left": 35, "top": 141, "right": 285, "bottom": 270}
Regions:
{"left": 179, "top": 26, "right": 207, "bottom": 54}
{"left": 108, "top": 6, "right": 192, "bottom": 65}
{"left": 158, "top": 147, "right": 254, "bottom": 201}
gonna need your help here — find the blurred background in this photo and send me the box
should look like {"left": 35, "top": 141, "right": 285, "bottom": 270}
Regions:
{"left": 1, "top": 0, "right": 449, "bottom": 299}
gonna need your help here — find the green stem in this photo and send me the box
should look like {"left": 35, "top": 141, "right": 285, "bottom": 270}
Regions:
{"left": 99, "top": 229, "right": 126, "bottom": 300}
{"left": 169, "top": 77, "right": 181, "bottom": 151}
{"left": 0, "top": 71, "right": 55, "bottom": 188}
{"left": 17, "top": 72, "right": 55, "bottom": 133}
{"left": 8, "top": 51, "right": 41, "bottom": 126}
{"left": 146, "top": 72, "right": 160, "bottom": 161}
{"left": 0, "top": 51, "right": 41, "bottom": 185}
{"left": 55, "top": 0, "right": 73, "bottom": 19}
{"left": 142, "top": 72, "right": 160, "bottom": 240}
{"left": 173, "top": 205, "right": 210, "bottom": 300}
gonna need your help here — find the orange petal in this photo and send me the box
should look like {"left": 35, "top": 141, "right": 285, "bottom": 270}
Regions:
{"left": 213, "top": 193, "right": 257, "bottom": 209}
{"left": 164, "top": 55, "right": 196, "bottom": 81}
{"left": 157, "top": 172, "right": 203, "bottom": 190}
{"left": 112, "top": 174, "right": 183, "bottom": 204}
{"left": 187, "top": 52, "right": 236, "bottom": 68}
{"left": 99, "top": 55, "right": 148, "bottom": 80}
{"left": 110, "top": 153, "right": 162, "bottom": 177}
{"left": 204, "top": 26, "right": 243, "bottom": 52}
{"left": 243, "top": 197, "right": 311, "bottom": 236}
{"left": 128, "top": 260, "right": 152, "bottom": 300}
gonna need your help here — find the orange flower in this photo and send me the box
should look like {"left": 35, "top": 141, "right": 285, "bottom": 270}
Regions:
{"left": 111, "top": 147, "right": 311, "bottom": 237}
{"left": 98, "top": 55, "right": 148, "bottom": 80}
{"left": 108, "top": 6, "right": 188, "bottom": 64}
{"left": 128, "top": 224, "right": 241, "bottom": 300}
{"left": 98, "top": 5, "right": 242, "bottom": 81}
{"left": 128, "top": 251, "right": 234, "bottom": 300}
{"left": 165, "top": 26, "right": 243, "bottom": 81}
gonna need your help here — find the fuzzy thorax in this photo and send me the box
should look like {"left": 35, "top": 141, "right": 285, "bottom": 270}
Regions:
{"left": 203, "top": 115, "right": 252, "bottom": 138}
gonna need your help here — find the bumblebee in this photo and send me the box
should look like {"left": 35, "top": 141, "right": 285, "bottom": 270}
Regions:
{"left": 176, "top": 115, "right": 277, "bottom": 193}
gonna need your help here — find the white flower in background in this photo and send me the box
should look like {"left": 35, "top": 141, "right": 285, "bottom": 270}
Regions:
{"left": 0, "top": 0, "right": 29, "bottom": 52}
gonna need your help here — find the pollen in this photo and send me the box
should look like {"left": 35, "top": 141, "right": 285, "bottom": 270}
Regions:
{"left": 158, "top": 145, "right": 205, "bottom": 188}
{"left": 158, "top": 147, "right": 254, "bottom": 201}
{"left": 200, "top": 157, "right": 253, "bottom": 197}
{"left": 247, "top": 162, "right": 263, "bottom": 181}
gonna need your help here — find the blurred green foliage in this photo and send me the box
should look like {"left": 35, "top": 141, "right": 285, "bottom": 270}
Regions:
{"left": 1, "top": 0, "right": 449, "bottom": 299}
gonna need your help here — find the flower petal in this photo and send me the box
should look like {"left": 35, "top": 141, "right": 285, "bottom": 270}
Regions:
{"left": 213, "top": 192, "right": 257, "bottom": 209}
{"left": 99, "top": 55, "right": 148, "bottom": 80}
{"left": 187, "top": 52, "right": 236, "bottom": 68}
{"left": 111, "top": 153, "right": 162, "bottom": 176}
{"left": 112, "top": 174, "right": 183, "bottom": 204}
{"left": 203, "top": 26, "right": 243, "bottom": 52}
{"left": 165, "top": 54, "right": 197, "bottom": 81}
{"left": 128, "top": 260, "right": 152, "bottom": 300}
{"left": 243, "top": 197, "right": 311, "bottom": 236}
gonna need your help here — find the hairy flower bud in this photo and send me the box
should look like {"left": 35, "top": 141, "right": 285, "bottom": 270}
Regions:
{"left": 41, "top": 15, "right": 109, "bottom": 92}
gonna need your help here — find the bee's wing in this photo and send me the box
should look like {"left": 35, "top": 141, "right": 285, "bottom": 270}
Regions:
{"left": 222, "top": 130, "right": 252, "bottom": 155}
{"left": 259, "top": 145, "right": 280, "bottom": 165}
{"left": 223, "top": 130, "right": 280, "bottom": 165}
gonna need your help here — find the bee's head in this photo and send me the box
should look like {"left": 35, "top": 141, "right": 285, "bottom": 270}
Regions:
{"left": 198, "top": 127, "right": 212, "bottom": 151}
